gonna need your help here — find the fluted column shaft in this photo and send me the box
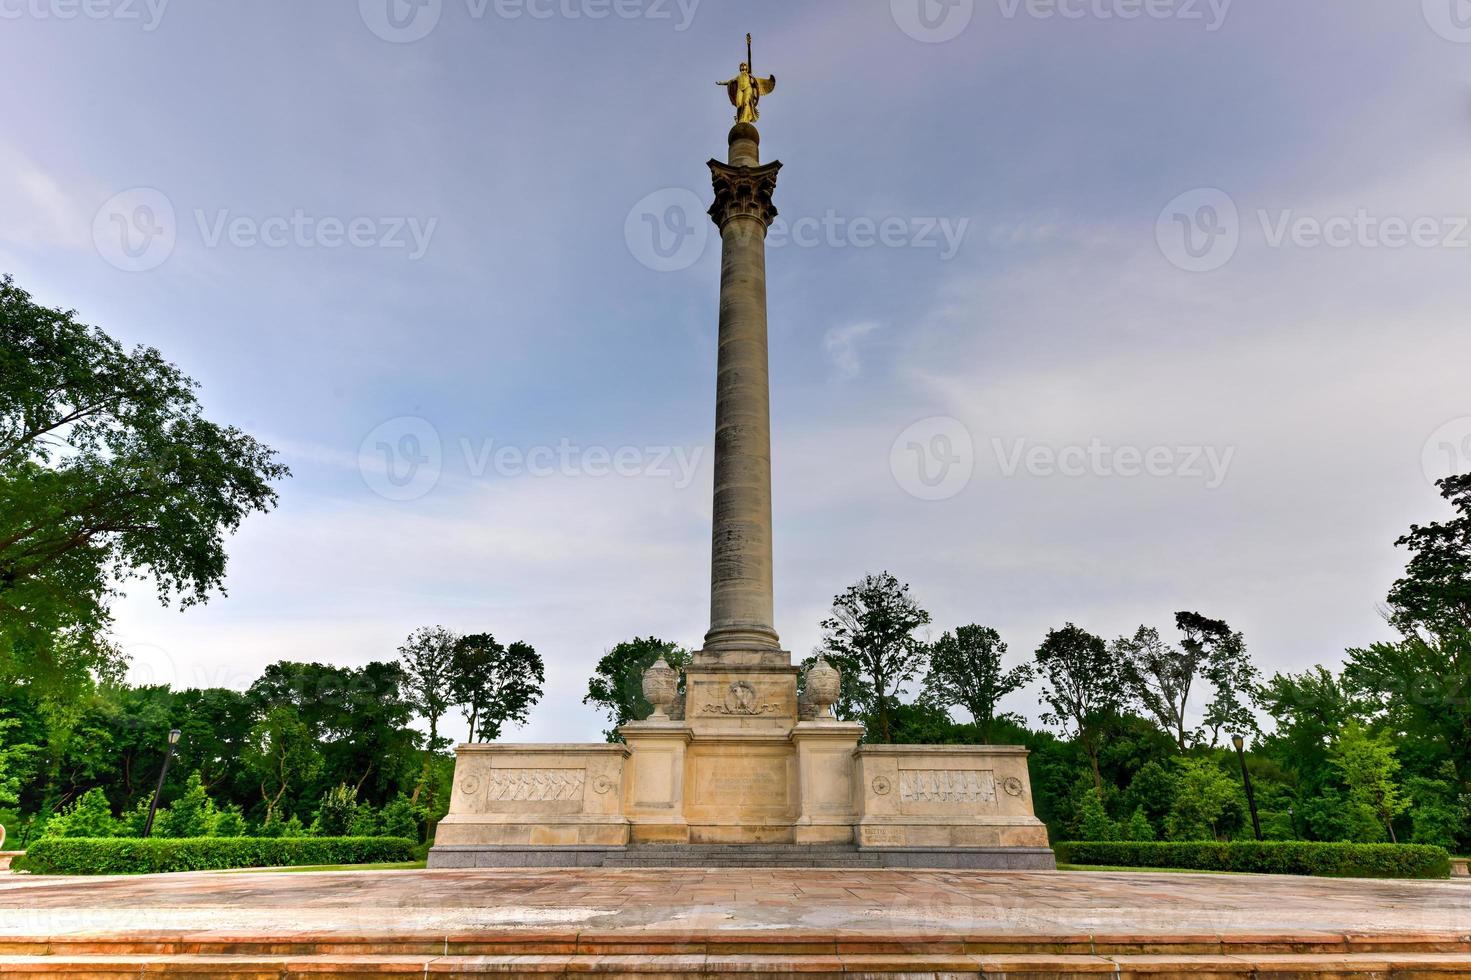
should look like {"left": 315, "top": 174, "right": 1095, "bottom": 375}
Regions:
{"left": 704, "top": 124, "right": 782, "bottom": 653}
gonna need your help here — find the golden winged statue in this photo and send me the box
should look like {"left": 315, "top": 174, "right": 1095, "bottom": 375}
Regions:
{"left": 718, "top": 34, "right": 776, "bottom": 124}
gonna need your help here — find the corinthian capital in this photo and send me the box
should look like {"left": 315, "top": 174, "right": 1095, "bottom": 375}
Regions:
{"left": 707, "top": 160, "right": 782, "bottom": 230}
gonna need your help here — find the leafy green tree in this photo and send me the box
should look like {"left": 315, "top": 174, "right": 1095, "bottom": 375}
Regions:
{"left": 42, "top": 787, "right": 116, "bottom": 838}
{"left": 1115, "top": 613, "right": 1257, "bottom": 752}
{"left": 1387, "top": 474, "right": 1471, "bottom": 637}
{"left": 398, "top": 627, "right": 458, "bottom": 800}
{"left": 922, "top": 624, "right": 1032, "bottom": 743}
{"left": 451, "top": 634, "right": 545, "bottom": 744}
{"left": 1164, "top": 757, "right": 1242, "bottom": 841}
{"left": 1075, "top": 785, "right": 1121, "bottom": 841}
{"left": 162, "top": 771, "right": 218, "bottom": 838}
{"left": 1124, "top": 806, "right": 1157, "bottom": 842}
{"left": 243, "top": 705, "right": 321, "bottom": 825}
{"left": 0, "top": 275, "right": 286, "bottom": 684}
{"left": 1332, "top": 720, "right": 1410, "bottom": 843}
{"left": 1121, "top": 760, "right": 1176, "bottom": 833}
{"left": 0, "top": 714, "right": 37, "bottom": 807}
{"left": 379, "top": 794, "right": 423, "bottom": 842}
{"left": 348, "top": 801, "right": 382, "bottom": 837}
{"left": 1405, "top": 774, "right": 1465, "bottom": 850}
{"left": 584, "top": 637, "right": 689, "bottom": 741}
{"left": 311, "top": 783, "right": 359, "bottom": 837}
{"left": 818, "top": 572, "right": 931, "bottom": 744}
{"left": 1035, "top": 624, "right": 1121, "bottom": 792}
{"left": 213, "top": 805, "right": 246, "bottom": 838}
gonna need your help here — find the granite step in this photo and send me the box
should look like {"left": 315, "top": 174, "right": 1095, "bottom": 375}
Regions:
{"left": 7, "top": 951, "right": 1471, "bottom": 977}
{"left": 603, "top": 843, "right": 886, "bottom": 868}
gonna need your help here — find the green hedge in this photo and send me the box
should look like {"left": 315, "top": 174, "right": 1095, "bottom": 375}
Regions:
{"left": 25, "top": 836, "right": 416, "bottom": 875}
{"left": 1055, "top": 841, "right": 1451, "bottom": 879}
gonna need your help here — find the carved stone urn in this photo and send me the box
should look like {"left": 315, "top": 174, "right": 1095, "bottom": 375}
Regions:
{"left": 804, "top": 657, "right": 841, "bottom": 719}
{"left": 641, "top": 656, "right": 678, "bottom": 720}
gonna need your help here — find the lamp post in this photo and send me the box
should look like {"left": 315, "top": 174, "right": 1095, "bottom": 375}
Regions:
{"left": 142, "top": 729, "right": 182, "bottom": 838}
{"left": 1232, "top": 733, "right": 1263, "bottom": 841}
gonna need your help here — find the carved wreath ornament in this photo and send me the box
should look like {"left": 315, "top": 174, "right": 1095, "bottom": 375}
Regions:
{"left": 704, "top": 680, "right": 779, "bottom": 717}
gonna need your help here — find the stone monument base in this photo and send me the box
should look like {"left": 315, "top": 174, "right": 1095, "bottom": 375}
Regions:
{"left": 429, "top": 709, "right": 1053, "bottom": 869}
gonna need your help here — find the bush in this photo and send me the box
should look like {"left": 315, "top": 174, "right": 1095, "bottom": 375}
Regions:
{"left": 41, "top": 789, "right": 117, "bottom": 839}
{"left": 311, "top": 784, "right": 359, "bottom": 837}
{"left": 25, "top": 836, "right": 416, "bottom": 875}
{"left": 1055, "top": 840, "right": 1451, "bottom": 879}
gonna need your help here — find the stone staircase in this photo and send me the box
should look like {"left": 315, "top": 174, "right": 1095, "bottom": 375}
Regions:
{"left": 602, "top": 843, "right": 885, "bottom": 869}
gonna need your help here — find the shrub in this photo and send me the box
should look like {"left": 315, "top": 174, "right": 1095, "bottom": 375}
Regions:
{"left": 41, "top": 789, "right": 117, "bottom": 839}
{"left": 24, "top": 836, "right": 416, "bottom": 875}
{"left": 1077, "top": 789, "right": 1121, "bottom": 842}
{"left": 213, "top": 806, "right": 246, "bottom": 838}
{"left": 311, "top": 784, "right": 359, "bottom": 837}
{"left": 1124, "top": 806, "right": 1157, "bottom": 842}
{"left": 162, "top": 773, "right": 217, "bottom": 838}
{"left": 1055, "top": 841, "right": 1451, "bottom": 879}
{"left": 379, "top": 795, "right": 423, "bottom": 843}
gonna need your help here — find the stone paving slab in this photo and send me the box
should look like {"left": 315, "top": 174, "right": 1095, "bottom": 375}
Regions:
{"left": 0, "top": 869, "right": 1466, "bottom": 944}
{"left": 2, "top": 869, "right": 1471, "bottom": 976}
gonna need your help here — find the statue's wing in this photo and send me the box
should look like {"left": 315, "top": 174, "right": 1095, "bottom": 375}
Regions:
{"left": 726, "top": 79, "right": 740, "bottom": 106}
{"left": 756, "top": 74, "right": 776, "bottom": 97}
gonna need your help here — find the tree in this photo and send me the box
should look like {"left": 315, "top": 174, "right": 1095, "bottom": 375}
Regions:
{"left": 1332, "top": 720, "right": 1410, "bottom": 843}
{"left": 1387, "top": 473, "right": 1471, "bottom": 636}
{"left": 41, "top": 786, "right": 116, "bottom": 838}
{"left": 1035, "top": 623, "right": 1122, "bottom": 791}
{"left": 311, "top": 783, "right": 359, "bottom": 837}
{"left": 1164, "top": 757, "right": 1242, "bottom": 841}
{"left": 818, "top": 572, "right": 931, "bottom": 744}
{"left": 584, "top": 637, "right": 689, "bottom": 741}
{"left": 398, "top": 626, "right": 457, "bottom": 800}
{"left": 161, "top": 771, "right": 217, "bottom": 838}
{"left": 1124, "top": 806, "right": 1157, "bottom": 842}
{"left": 1075, "top": 784, "right": 1121, "bottom": 841}
{"left": 1114, "top": 613, "right": 1258, "bottom": 752}
{"left": 242, "top": 705, "right": 321, "bottom": 825}
{"left": 1114, "top": 626, "right": 1200, "bottom": 752}
{"left": 451, "top": 634, "right": 545, "bottom": 744}
{"left": 922, "top": 624, "right": 1033, "bottom": 743}
{"left": 0, "top": 275, "right": 287, "bottom": 667}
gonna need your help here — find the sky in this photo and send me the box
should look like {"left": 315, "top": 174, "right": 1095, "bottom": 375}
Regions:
{"left": 4, "top": 0, "right": 1471, "bottom": 745}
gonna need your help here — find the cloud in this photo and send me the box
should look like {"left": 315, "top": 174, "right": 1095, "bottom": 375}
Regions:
{"left": 822, "top": 321, "right": 882, "bottom": 380}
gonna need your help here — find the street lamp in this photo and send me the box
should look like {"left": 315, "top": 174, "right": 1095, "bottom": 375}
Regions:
{"left": 142, "top": 729, "right": 182, "bottom": 838}
{"left": 1232, "top": 733, "right": 1263, "bottom": 841}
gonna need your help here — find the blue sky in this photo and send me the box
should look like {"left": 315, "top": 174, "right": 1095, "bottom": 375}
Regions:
{"left": 4, "top": 0, "right": 1471, "bottom": 743}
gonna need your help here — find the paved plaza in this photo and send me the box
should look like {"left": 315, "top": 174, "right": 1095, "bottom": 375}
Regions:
{"left": 2, "top": 868, "right": 1470, "bottom": 976}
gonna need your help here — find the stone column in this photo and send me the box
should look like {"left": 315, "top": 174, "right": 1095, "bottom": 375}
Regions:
{"left": 703, "top": 122, "right": 784, "bottom": 657}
